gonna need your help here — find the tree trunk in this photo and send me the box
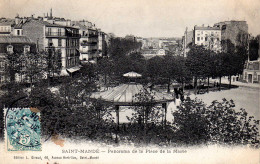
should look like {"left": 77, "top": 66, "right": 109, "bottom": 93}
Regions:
{"left": 229, "top": 75, "right": 232, "bottom": 89}
{"left": 182, "top": 77, "right": 184, "bottom": 90}
{"left": 207, "top": 76, "right": 210, "bottom": 93}
{"left": 219, "top": 76, "right": 221, "bottom": 91}
{"left": 167, "top": 77, "right": 171, "bottom": 93}
{"left": 104, "top": 73, "right": 107, "bottom": 85}
{"left": 194, "top": 76, "right": 198, "bottom": 94}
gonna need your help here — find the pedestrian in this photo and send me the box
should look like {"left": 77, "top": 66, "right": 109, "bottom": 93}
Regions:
{"left": 174, "top": 88, "right": 179, "bottom": 99}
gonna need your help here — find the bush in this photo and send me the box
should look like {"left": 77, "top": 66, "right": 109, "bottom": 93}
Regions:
{"left": 173, "top": 97, "right": 260, "bottom": 147}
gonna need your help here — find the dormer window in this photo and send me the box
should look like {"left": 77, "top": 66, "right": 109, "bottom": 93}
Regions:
{"left": 24, "top": 45, "right": 30, "bottom": 53}
{"left": 7, "top": 45, "right": 13, "bottom": 53}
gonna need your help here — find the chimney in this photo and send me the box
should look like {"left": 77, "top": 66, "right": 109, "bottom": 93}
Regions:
{"left": 50, "top": 8, "right": 53, "bottom": 18}
{"left": 15, "top": 15, "right": 21, "bottom": 24}
{"left": 66, "top": 19, "right": 71, "bottom": 26}
{"left": 22, "top": 17, "right": 27, "bottom": 23}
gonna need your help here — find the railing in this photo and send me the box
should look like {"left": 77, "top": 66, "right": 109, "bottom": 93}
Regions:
{"left": 46, "top": 32, "right": 66, "bottom": 36}
{"left": 81, "top": 34, "right": 98, "bottom": 38}
{"left": 46, "top": 32, "right": 80, "bottom": 37}
{"left": 80, "top": 42, "right": 98, "bottom": 46}
{"left": 88, "top": 34, "right": 98, "bottom": 38}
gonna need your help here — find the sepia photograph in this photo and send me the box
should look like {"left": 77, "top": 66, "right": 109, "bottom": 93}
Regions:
{"left": 0, "top": 0, "right": 259, "bottom": 163}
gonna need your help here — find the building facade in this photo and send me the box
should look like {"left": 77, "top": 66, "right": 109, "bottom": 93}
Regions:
{"left": 194, "top": 25, "right": 222, "bottom": 52}
{"left": 182, "top": 28, "right": 193, "bottom": 57}
{"left": 73, "top": 21, "right": 107, "bottom": 62}
{"left": 0, "top": 19, "right": 13, "bottom": 36}
{"left": 22, "top": 19, "right": 80, "bottom": 75}
{"left": 97, "top": 30, "right": 107, "bottom": 58}
{"left": 242, "top": 58, "right": 260, "bottom": 83}
{"left": 214, "top": 20, "right": 248, "bottom": 49}
{"left": 242, "top": 35, "right": 260, "bottom": 83}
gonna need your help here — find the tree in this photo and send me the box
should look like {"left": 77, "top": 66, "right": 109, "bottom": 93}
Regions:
{"left": 249, "top": 37, "right": 259, "bottom": 61}
{"left": 172, "top": 97, "right": 260, "bottom": 147}
{"left": 80, "top": 63, "right": 97, "bottom": 82}
{"left": 4, "top": 52, "right": 21, "bottom": 83}
{"left": 186, "top": 45, "right": 212, "bottom": 93}
{"left": 174, "top": 56, "right": 192, "bottom": 90}
{"left": 44, "top": 48, "right": 62, "bottom": 82}
{"left": 22, "top": 53, "right": 47, "bottom": 90}
{"left": 161, "top": 55, "right": 178, "bottom": 92}
{"left": 146, "top": 56, "right": 164, "bottom": 85}
{"left": 127, "top": 86, "right": 164, "bottom": 144}
{"left": 96, "top": 58, "right": 113, "bottom": 85}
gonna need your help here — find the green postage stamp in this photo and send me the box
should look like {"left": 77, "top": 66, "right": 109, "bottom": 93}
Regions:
{"left": 5, "top": 108, "right": 41, "bottom": 151}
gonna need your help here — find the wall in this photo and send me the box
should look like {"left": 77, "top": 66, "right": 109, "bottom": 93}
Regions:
{"left": 215, "top": 21, "right": 248, "bottom": 47}
{"left": 23, "top": 21, "right": 44, "bottom": 50}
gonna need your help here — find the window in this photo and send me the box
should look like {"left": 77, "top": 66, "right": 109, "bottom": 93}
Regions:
{"left": 58, "top": 39, "right": 62, "bottom": 47}
{"left": 205, "top": 37, "right": 208, "bottom": 41}
{"left": 24, "top": 45, "right": 30, "bottom": 53}
{"left": 7, "top": 45, "right": 13, "bottom": 53}
{"left": 197, "top": 37, "right": 200, "bottom": 41}
{"left": 217, "top": 38, "right": 219, "bottom": 41}
{"left": 58, "top": 28, "right": 62, "bottom": 36}
{"left": 48, "top": 39, "right": 53, "bottom": 47}
{"left": 201, "top": 37, "right": 203, "bottom": 40}
{"left": 17, "top": 30, "right": 20, "bottom": 35}
{"left": 47, "top": 28, "right": 52, "bottom": 35}
{"left": 83, "top": 31, "right": 85, "bottom": 36}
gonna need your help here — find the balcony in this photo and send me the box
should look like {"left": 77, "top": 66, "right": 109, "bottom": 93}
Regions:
{"left": 46, "top": 32, "right": 65, "bottom": 37}
{"left": 46, "top": 32, "right": 80, "bottom": 37}
{"left": 80, "top": 41, "right": 98, "bottom": 46}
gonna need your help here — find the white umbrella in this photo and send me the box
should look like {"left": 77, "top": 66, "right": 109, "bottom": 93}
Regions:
{"left": 123, "top": 71, "right": 142, "bottom": 78}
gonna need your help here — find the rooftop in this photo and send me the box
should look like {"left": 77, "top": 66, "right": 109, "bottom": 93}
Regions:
{"left": 0, "top": 19, "right": 15, "bottom": 26}
{"left": 194, "top": 26, "right": 220, "bottom": 31}
{"left": 0, "top": 36, "right": 33, "bottom": 44}
{"left": 24, "top": 19, "right": 79, "bottom": 29}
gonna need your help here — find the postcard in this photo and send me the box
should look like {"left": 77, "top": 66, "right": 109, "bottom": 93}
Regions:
{"left": 0, "top": 0, "right": 259, "bottom": 163}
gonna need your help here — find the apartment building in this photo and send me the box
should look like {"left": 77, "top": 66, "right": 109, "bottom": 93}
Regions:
{"left": 73, "top": 21, "right": 100, "bottom": 62}
{"left": 214, "top": 20, "right": 248, "bottom": 49}
{"left": 182, "top": 28, "right": 193, "bottom": 57}
{"left": 0, "top": 19, "right": 13, "bottom": 36}
{"left": 194, "top": 25, "right": 221, "bottom": 52}
{"left": 98, "top": 30, "right": 107, "bottom": 58}
{"left": 21, "top": 18, "right": 80, "bottom": 75}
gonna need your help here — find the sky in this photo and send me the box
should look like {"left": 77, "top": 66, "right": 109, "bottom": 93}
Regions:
{"left": 0, "top": 0, "right": 259, "bottom": 38}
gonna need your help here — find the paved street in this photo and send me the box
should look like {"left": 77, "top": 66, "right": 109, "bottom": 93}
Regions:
{"left": 111, "top": 83, "right": 260, "bottom": 123}
{"left": 190, "top": 86, "right": 260, "bottom": 120}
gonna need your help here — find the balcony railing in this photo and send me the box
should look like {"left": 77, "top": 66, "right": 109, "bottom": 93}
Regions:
{"left": 80, "top": 42, "right": 98, "bottom": 46}
{"left": 46, "top": 32, "right": 80, "bottom": 37}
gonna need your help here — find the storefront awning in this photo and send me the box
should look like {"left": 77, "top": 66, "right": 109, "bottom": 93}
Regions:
{"left": 66, "top": 66, "right": 81, "bottom": 73}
